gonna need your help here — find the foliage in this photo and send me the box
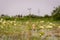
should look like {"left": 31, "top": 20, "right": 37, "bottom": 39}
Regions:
{"left": 52, "top": 6, "right": 60, "bottom": 21}
{"left": 0, "top": 6, "right": 60, "bottom": 21}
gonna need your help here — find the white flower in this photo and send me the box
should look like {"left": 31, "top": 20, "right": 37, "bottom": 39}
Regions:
{"left": 49, "top": 22, "right": 55, "bottom": 26}
{"left": 26, "top": 21, "right": 29, "bottom": 24}
{"left": 39, "top": 33, "right": 42, "bottom": 36}
{"left": 32, "top": 24, "right": 36, "bottom": 27}
{"left": 3, "top": 21, "right": 6, "bottom": 24}
{"left": 14, "top": 24, "right": 16, "bottom": 26}
{"left": 40, "top": 21, "right": 44, "bottom": 23}
{"left": 10, "top": 21, "right": 13, "bottom": 24}
{"left": 39, "top": 26, "right": 44, "bottom": 29}
{"left": 46, "top": 25, "right": 53, "bottom": 28}
{"left": 49, "top": 22, "right": 53, "bottom": 25}
{"left": 58, "top": 26, "right": 60, "bottom": 28}
{"left": 0, "top": 20, "right": 2, "bottom": 22}
{"left": 1, "top": 18, "right": 3, "bottom": 21}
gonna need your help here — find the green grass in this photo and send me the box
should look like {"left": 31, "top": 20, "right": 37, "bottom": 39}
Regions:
{"left": 0, "top": 18, "right": 60, "bottom": 40}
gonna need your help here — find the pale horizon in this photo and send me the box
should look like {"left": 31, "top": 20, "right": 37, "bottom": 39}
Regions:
{"left": 0, "top": 0, "right": 60, "bottom": 16}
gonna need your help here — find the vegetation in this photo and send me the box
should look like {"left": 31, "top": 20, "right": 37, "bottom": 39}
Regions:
{"left": 0, "top": 6, "right": 60, "bottom": 21}
{"left": 52, "top": 6, "right": 60, "bottom": 21}
{"left": 0, "top": 6, "right": 60, "bottom": 40}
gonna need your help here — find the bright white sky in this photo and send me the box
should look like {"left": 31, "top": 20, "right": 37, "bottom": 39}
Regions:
{"left": 0, "top": 0, "right": 60, "bottom": 16}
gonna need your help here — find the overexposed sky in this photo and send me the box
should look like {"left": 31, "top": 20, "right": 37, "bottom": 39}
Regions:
{"left": 0, "top": 0, "right": 60, "bottom": 16}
